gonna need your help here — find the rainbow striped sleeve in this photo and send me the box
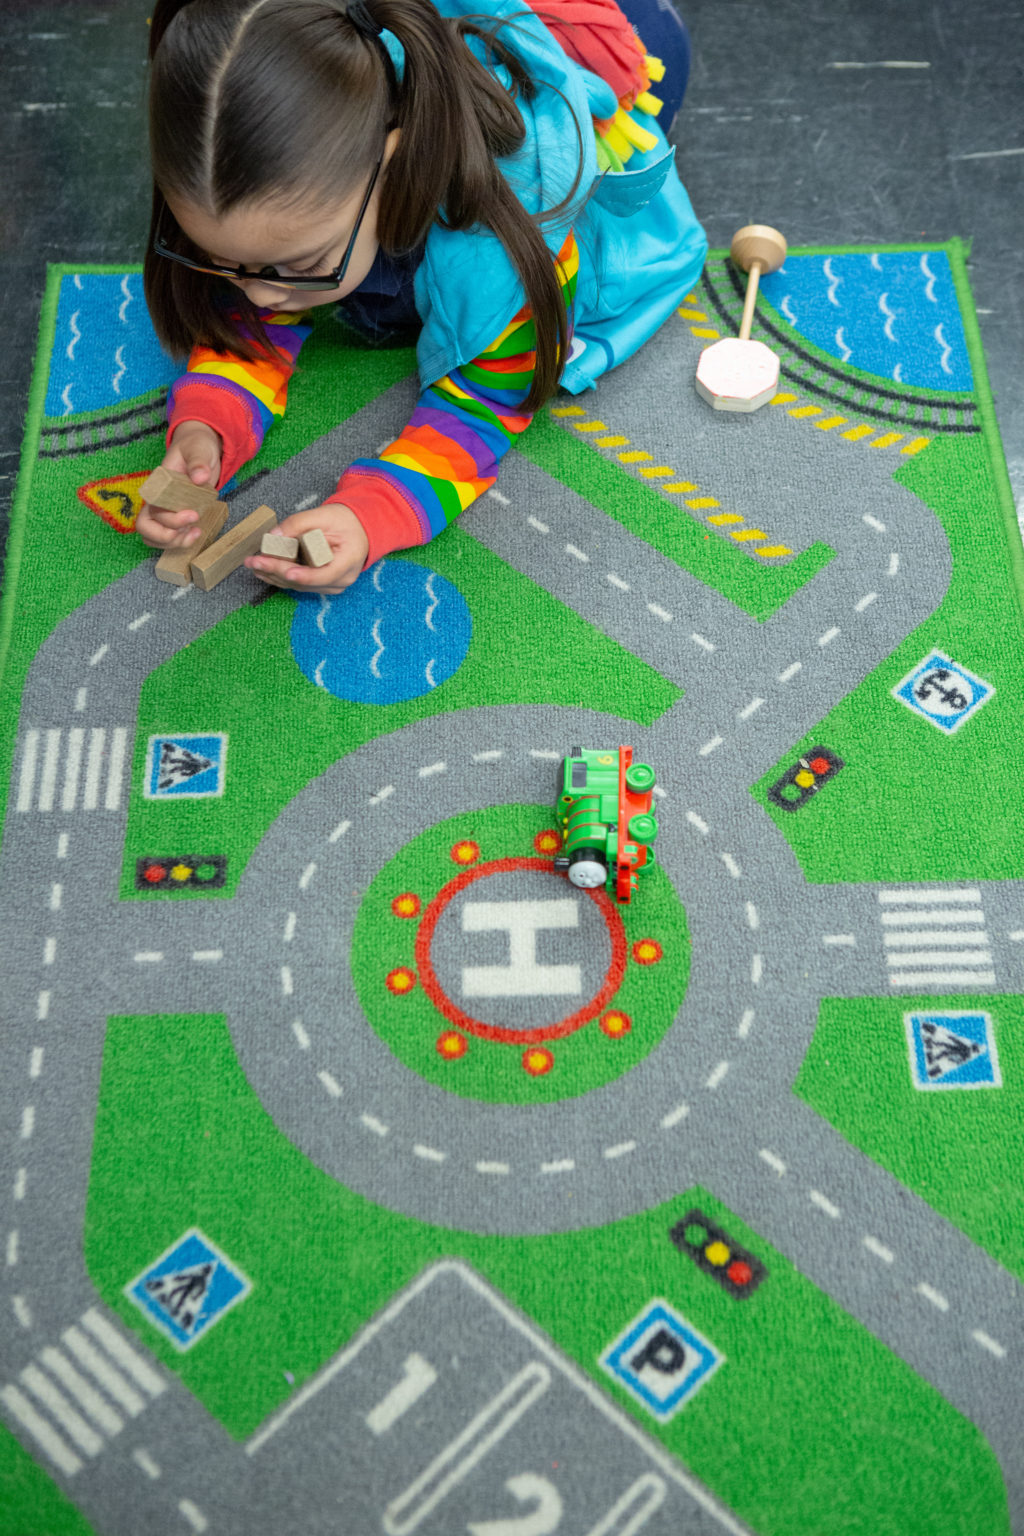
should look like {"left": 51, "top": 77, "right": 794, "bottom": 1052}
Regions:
{"left": 336, "top": 233, "right": 579, "bottom": 552}
{"left": 166, "top": 312, "right": 311, "bottom": 482}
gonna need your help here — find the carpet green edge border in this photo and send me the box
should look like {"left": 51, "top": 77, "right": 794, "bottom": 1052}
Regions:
{"left": 0, "top": 262, "right": 148, "bottom": 681}
{"left": 944, "top": 236, "right": 1024, "bottom": 629}
{"left": 0, "top": 265, "right": 63, "bottom": 686}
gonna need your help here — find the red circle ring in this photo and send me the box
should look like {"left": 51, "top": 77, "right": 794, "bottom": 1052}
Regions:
{"left": 414, "top": 857, "right": 627, "bottom": 1045}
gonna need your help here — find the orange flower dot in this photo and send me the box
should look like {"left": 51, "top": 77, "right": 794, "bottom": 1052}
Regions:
{"left": 451, "top": 840, "right": 481, "bottom": 866}
{"left": 523, "top": 1047, "right": 554, "bottom": 1076}
{"left": 533, "top": 829, "right": 562, "bottom": 854}
{"left": 391, "top": 893, "right": 421, "bottom": 918}
{"left": 386, "top": 967, "right": 417, "bottom": 994}
{"left": 632, "top": 938, "right": 663, "bottom": 965}
{"left": 437, "top": 1031, "right": 467, "bottom": 1060}
{"left": 600, "top": 1010, "right": 632, "bottom": 1038}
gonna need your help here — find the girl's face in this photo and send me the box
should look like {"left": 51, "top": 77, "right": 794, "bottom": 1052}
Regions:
{"left": 168, "top": 132, "right": 398, "bottom": 314}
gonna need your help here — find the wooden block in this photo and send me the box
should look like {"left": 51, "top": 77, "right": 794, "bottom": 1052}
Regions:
{"left": 139, "top": 466, "right": 221, "bottom": 513}
{"left": 261, "top": 531, "right": 300, "bottom": 560}
{"left": 154, "top": 500, "right": 229, "bottom": 585}
{"left": 190, "top": 505, "right": 278, "bottom": 591}
{"left": 299, "top": 528, "right": 332, "bottom": 568}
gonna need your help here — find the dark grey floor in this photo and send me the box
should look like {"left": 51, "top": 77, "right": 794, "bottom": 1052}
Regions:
{"left": 2, "top": 0, "right": 1022, "bottom": 574}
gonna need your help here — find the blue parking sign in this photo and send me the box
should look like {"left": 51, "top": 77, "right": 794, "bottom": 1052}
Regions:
{"left": 892, "top": 651, "right": 992, "bottom": 733}
{"left": 600, "top": 1300, "right": 723, "bottom": 1421}
{"left": 126, "top": 1228, "right": 251, "bottom": 1349}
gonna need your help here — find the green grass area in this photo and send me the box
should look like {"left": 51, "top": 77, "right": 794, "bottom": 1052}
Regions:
{"left": 518, "top": 410, "right": 835, "bottom": 621}
{"left": 83, "top": 1011, "right": 1009, "bottom": 1536}
{"left": 752, "top": 431, "right": 1024, "bottom": 882}
{"left": 350, "top": 803, "right": 689, "bottom": 1103}
{"left": 795, "top": 995, "right": 1024, "bottom": 1281}
{"left": 0, "top": 1428, "right": 95, "bottom": 1536}
{"left": 118, "top": 533, "right": 680, "bottom": 899}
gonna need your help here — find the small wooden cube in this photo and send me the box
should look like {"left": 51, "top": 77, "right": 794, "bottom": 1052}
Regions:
{"left": 154, "top": 500, "right": 229, "bottom": 585}
{"left": 261, "top": 531, "right": 300, "bottom": 560}
{"left": 140, "top": 466, "right": 221, "bottom": 513}
{"left": 299, "top": 528, "right": 332, "bottom": 568}
{"left": 190, "top": 505, "right": 278, "bottom": 591}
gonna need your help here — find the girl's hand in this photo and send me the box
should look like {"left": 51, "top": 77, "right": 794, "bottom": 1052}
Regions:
{"left": 135, "top": 422, "right": 224, "bottom": 549}
{"left": 244, "top": 504, "right": 370, "bottom": 594}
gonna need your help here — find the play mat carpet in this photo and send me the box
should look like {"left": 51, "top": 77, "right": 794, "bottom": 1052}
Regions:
{"left": 2, "top": 239, "right": 1023, "bottom": 1536}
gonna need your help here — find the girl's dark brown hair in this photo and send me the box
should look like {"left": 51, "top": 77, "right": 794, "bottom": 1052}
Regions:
{"left": 145, "top": 0, "right": 581, "bottom": 408}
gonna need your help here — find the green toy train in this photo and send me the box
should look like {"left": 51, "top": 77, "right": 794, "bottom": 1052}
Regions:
{"left": 553, "top": 745, "right": 659, "bottom": 904}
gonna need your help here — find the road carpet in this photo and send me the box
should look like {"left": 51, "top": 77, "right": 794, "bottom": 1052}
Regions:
{"left": 2, "top": 242, "right": 1023, "bottom": 1536}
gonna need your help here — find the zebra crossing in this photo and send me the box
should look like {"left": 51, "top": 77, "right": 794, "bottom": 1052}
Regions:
{"left": 878, "top": 887, "right": 995, "bottom": 988}
{"left": 14, "top": 727, "right": 129, "bottom": 814}
{"left": 1, "top": 1306, "right": 165, "bottom": 1475}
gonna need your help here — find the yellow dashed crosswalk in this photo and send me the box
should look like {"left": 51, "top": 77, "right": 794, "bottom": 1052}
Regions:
{"left": 548, "top": 401, "right": 794, "bottom": 562}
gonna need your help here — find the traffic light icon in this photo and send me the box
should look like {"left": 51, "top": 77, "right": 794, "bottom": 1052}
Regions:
{"left": 135, "top": 855, "right": 227, "bottom": 891}
{"left": 669, "top": 1208, "right": 767, "bottom": 1299}
{"left": 767, "top": 745, "right": 843, "bottom": 813}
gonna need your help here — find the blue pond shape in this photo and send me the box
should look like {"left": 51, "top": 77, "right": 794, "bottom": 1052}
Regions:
{"left": 290, "top": 558, "right": 472, "bottom": 704}
{"left": 46, "top": 273, "right": 177, "bottom": 417}
{"left": 759, "top": 250, "right": 972, "bottom": 391}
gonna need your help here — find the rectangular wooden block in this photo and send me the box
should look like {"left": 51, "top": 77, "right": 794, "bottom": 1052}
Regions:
{"left": 139, "top": 466, "right": 221, "bottom": 514}
{"left": 299, "top": 528, "right": 332, "bottom": 568}
{"left": 190, "top": 505, "right": 278, "bottom": 591}
{"left": 260, "top": 531, "right": 300, "bottom": 560}
{"left": 154, "top": 500, "right": 229, "bottom": 586}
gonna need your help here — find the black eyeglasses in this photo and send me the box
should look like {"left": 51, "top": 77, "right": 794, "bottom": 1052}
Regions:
{"left": 152, "top": 155, "right": 383, "bottom": 292}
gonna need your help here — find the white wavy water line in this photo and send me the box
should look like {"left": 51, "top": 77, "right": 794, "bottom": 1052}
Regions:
{"left": 316, "top": 594, "right": 330, "bottom": 635}
{"left": 934, "top": 323, "right": 953, "bottom": 374}
{"left": 423, "top": 572, "right": 438, "bottom": 632}
{"left": 313, "top": 658, "right": 328, "bottom": 689}
{"left": 920, "top": 253, "right": 937, "bottom": 302}
{"left": 823, "top": 257, "right": 841, "bottom": 307}
{"left": 61, "top": 383, "right": 74, "bottom": 415}
{"left": 73, "top": 274, "right": 82, "bottom": 290}
{"left": 425, "top": 658, "right": 437, "bottom": 689}
{"left": 372, "top": 560, "right": 385, "bottom": 592}
{"left": 780, "top": 295, "right": 797, "bottom": 325}
{"left": 65, "top": 310, "right": 81, "bottom": 360}
{"left": 834, "top": 326, "right": 852, "bottom": 362}
{"left": 369, "top": 617, "right": 385, "bottom": 678}
{"left": 893, "top": 363, "right": 903, "bottom": 382}
{"left": 879, "top": 292, "right": 897, "bottom": 342}
{"left": 118, "top": 273, "right": 133, "bottom": 324}
{"left": 871, "top": 253, "right": 882, "bottom": 272}
{"left": 111, "top": 344, "right": 126, "bottom": 396}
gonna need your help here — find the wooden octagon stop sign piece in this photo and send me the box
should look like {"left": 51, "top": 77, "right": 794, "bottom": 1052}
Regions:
{"left": 695, "top": 225, "right": 787, "bottom": 413}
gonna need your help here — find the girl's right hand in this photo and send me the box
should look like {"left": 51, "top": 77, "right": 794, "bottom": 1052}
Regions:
{"left": 135, "top": 422, "right": 224, "bottom": 549}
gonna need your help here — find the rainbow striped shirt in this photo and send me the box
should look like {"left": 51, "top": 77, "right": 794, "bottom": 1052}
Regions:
{"left": 166, "top": 233, "right": 579, "bottom": 565}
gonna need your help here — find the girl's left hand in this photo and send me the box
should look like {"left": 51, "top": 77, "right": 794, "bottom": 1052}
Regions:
{"left": 244, "top": 503, "right": 370, "bottom": 594}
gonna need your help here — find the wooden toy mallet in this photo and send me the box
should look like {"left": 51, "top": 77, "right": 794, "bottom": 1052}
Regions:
{"left": 695, "top": 224, "right": 788, "bottom": 413}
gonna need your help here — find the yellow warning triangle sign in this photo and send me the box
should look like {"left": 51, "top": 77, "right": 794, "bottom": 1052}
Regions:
{"left": 76, "top": 471, "right": 151, "bottom": 533}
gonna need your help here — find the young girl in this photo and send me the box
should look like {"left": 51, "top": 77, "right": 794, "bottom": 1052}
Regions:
{"left": 139, "top": 0, "right": 707, "bottom": 593}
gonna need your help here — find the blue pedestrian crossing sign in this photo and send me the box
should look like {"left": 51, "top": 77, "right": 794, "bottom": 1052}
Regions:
{"left": 904, "top": 1011, "right": 1002, "bottom": 1090}
{"left": 600, "top": 1299, "right": 723, "bottom": 1421}
{"left": 145, "top": 734, "right": 227, "bottom": 798}
{"left": 126, "top": 1228, "right": 251, "bottom": 1349}
{"left": 892, "top": 651, "right": 992, "bottom": 734}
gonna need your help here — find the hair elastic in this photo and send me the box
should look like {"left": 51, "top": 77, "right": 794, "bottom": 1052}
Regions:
{"left": 347, "top": 0, "right": 382, "bottom": 38}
